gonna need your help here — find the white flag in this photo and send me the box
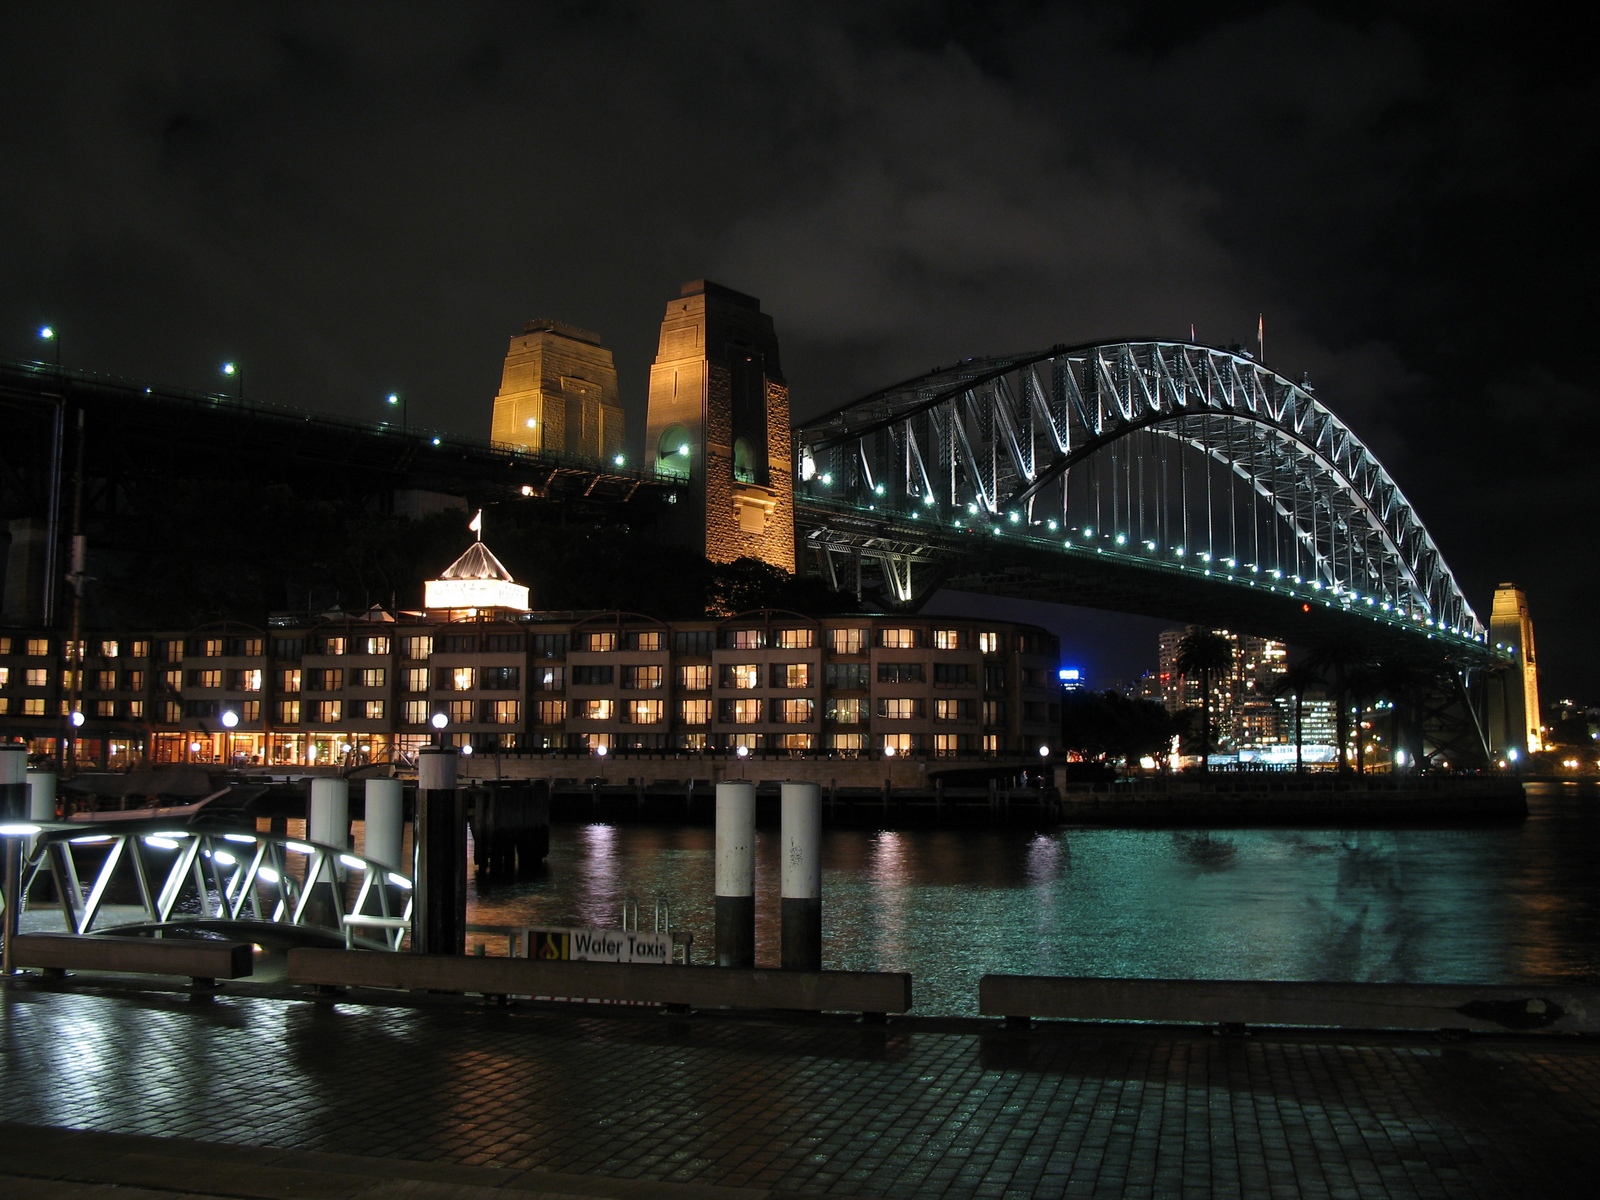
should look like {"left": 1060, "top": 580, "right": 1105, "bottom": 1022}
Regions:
{"left": 468, "top": 509, "right": 482, "bottom": 537}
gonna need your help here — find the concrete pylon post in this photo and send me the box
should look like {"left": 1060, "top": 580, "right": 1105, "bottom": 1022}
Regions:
{"left": 308, "top": 778, "right": 350, "bottom": 857}
{"left": 363, "top": 778, "right": 404, "bottom": 871}
{"left": 714, "top": 780, "right": 756, "bottom": 968}
{"left": 414, "top": 748, "right": 464, "bottom": 955}
{"left": 1, "top": 744, "right": 30, "bottom": 976}
{"left": 780, "top": 781, "right": 822, "bottom": 972}
{"left": 26, "top": 771, "right": 57, "bottom": 823}
{"left": 305, "top": 777, "right": 349, "bottom": 928}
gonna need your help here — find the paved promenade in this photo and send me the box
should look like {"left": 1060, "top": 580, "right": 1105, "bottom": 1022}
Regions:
{"left": 2, "top": 978, "right": 1598, "bottom": 1199}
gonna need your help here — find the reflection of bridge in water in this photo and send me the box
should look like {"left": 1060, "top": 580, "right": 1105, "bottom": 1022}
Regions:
{"left": 793, "top": 341, "right": 1497, "bottom": 671}
{"left": 7, "top": 820, "right": 410, "bottom": 949}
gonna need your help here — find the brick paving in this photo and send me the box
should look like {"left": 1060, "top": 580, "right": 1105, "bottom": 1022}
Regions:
{"left": 2, "top": 981, "right": 1598, "bottom": 1199}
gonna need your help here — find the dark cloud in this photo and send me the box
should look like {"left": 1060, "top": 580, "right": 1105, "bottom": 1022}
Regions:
{"left": 3, "top": 1, "right": 1595, "bottom": 695}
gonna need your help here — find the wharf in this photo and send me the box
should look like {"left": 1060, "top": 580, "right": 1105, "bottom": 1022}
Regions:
{"left": 1060, "top": 776, "right": 1528, "bottom": 826}
{"left": 1, "top": 977, "right": 1597, "bottom": 1199}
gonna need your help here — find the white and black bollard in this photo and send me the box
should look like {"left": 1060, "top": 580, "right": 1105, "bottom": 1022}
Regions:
{"left": 780, "top": 781, "right": 823, "bottom": 971}
{"left": 362, "top": 777, "right": 404, "bottom": 871}
{"left": 714, "top": 780, "right": 756, "bottom": 968}
{"left": 306, "top": 777, "right": 349, "bottom": 926}
{"left": 308, "top": 777, "right": 350, "bottom": 855}
{"left": 0, "top": 743, "right": 30, "bottom": 976}
{"left": 414, "top": 747, "right": 465, "bottom": 955}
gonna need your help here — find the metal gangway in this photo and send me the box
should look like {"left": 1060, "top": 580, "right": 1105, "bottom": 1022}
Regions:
{"left": 3, "top": 820, "right": 413, "bottom": 950}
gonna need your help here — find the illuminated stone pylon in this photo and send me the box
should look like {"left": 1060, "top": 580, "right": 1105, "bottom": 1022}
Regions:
{"left": 491, "top": 320, "right": 624, "bottom": 461}
{"left": 644, "top": 281, "right": 794, "bottom": 571}
{"left": 1488, "top": 582, "right": 1543, "bottom": 755}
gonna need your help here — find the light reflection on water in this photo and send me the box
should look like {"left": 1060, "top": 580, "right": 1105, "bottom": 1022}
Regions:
{"left": 464, "top": 781, "right": 1600, "bottom": 1015}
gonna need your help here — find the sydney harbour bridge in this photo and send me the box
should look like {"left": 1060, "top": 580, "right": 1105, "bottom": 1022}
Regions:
{"left": 0, "top": 334, "right": 1508, "bottom": 762}
{"left": 792, "top": 340, "right": 1491, "bottom": 671}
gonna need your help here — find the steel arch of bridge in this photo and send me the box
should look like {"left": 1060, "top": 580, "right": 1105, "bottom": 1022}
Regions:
{"left": 796, "top": 341, "right": 1487, "bottom": 653}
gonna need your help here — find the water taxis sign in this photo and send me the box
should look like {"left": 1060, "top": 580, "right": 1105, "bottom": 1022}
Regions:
{"left": 529, "top": 927, "right": 671, "bottom": 964}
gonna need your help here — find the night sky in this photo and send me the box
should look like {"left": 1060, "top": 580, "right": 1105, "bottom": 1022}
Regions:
{"left": 3, "top": 3, "right": 1595, "bottom": 699}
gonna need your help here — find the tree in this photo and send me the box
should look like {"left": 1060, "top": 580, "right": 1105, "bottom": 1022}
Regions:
{"left": 1271, "top": 662, "right": 1325, "bottom": 774}
{"left": 1060, "top": 690, "right": 1176, "bottom": 765}
{"left": 1173, "top": 630, "right": 1235, "bottom": 770}
{"left": 1305, "top": 636, "right": 1369, "bottom": 775}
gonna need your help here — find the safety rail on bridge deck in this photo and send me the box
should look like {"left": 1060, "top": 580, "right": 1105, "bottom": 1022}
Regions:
{"left": 4, "top": 821, "right": 413, "bottom": 950}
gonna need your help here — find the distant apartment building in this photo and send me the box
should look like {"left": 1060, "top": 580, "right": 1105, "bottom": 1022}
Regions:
{"left": 1155, "top": 626, "right": 1289, "bottom": 748}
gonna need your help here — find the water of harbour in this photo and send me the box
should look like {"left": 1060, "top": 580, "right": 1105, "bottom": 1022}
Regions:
{"left": 430, "top": 781, "right": 1597, "bottom": 1016}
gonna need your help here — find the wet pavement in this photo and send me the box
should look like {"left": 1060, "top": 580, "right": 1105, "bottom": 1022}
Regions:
{"left": 2, "top": 979, "right": 1598, "bottom": 1199}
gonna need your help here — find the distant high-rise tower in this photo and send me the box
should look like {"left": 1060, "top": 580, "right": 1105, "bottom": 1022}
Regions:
{"left": 644, "top": 281, "right": 794, "bottom": 571}
{"left": 1489, "top": 582, "right": 1543, "bottom": 755}
{"left": 491, "top": 320, "right": 624, "bottom": 461}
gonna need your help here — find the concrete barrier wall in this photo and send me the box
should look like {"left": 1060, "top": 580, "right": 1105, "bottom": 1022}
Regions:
{"left": 13, "top": 934, "right": 254, "bottom": 981}
{"left": 979, "top": 975, "right": 1599, "bottom": 1034}
{"left": 288, "top": 948, "right": 911, "bottom": 1013}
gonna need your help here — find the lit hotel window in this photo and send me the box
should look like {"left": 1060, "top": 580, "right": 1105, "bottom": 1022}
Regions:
{"left": 934, "top": 629, "right": 962, "bottom": 650}
{"left": 721, "top": 664, "right": 760, "bottom": 690}
{"left": 826, "top": 698, "right": 865, "bottom": 724}
{"left": 677, "top": 664, "right": 709, "bottom": 691}
{"left": 576, "top": 699, "right": 613, "bottom": 721}
{"left": 827, "top": 628, "right": 866, "bottom": 655}
{"left": 775, "top": 628, "right": 814, "bottom": 649}
{"left": 879, "top": 628, "right": 917, "bottom": 649}
{"left": 777, "top": 698, "right": 814, "bottom": 724}
{"left": 627, "top": 700, "right": 663, "bottom": 724}
{"left": 877, "top": 698, "right": 922, "bottom": 719}
{"left": 679, "top": 699, "right": 711, "bottom": 725}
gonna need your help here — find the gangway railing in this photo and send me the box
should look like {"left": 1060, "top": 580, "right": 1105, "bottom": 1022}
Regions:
{"left": 3, "top": 821, "right": 412, "bottom": 951}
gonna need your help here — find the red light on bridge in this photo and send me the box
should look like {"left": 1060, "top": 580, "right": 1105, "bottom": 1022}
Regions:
{"left": 1302, "top": 603, "right": 1311, "bottom": 613}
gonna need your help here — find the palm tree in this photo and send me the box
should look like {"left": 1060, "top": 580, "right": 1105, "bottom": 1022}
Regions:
{"left": 1345, "top": 664, "right": 1383, "bottom": 775}
{"left": 1306, "top": 637, "right": 1369, "bottom": 775}
{"left": 1174, "top": 629, "right": 1235, "bottom": 771}
{"left": 1271, "top": 662, "right": 1325, "bottom": 773}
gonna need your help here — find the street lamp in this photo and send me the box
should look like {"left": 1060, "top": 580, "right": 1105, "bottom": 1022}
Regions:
{"left": 221, "top": 361, "right": 242, "bottom": 400}
{"left": 38, "top": 326, "right": 60, "bottom": 371}
{"left": 222, "top": 709, "right": 238, "bottom": 768}
{"left": 386, "top": 392, "right": 406, "bottom": 431}
{"left": 430, "top": 710, "right": 447, "bottom": 749}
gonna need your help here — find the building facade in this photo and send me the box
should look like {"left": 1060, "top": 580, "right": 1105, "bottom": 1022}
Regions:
{"left": 0, "top": 612, "right": 1061, "bottom": 770}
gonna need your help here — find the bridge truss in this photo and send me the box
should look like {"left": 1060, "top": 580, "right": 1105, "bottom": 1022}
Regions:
{"left": 796, "top": 341, "right": 1495, "bottom": 667}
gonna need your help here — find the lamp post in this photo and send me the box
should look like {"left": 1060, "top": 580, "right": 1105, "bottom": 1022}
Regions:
{"left": 38, "top": 326, "right": 60, "bottom": 371}
{"left": 222, "top": 709, "right": 239, "bottom": 769}
{"left": 37, "top": 327, "right": 65, "bottom": 627}
{"left": 430, "top": 710, "right": 447, "bottom": 749}
{"left": 386, "top": 392, "right": 406, "bottom": 431}
{"left": 221, "top": 361, "right": 242, "bottom": 400}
